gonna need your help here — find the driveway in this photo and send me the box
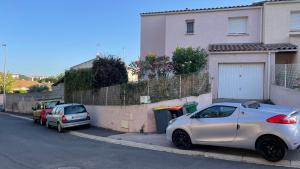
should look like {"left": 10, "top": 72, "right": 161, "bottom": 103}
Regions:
{"left": 0, "top": 113, "right": 287, "bottom": 169}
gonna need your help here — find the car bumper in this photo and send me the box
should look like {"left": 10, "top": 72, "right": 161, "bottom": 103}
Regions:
{"left": 61, "top": 120, "right": 90, "bottom": 128}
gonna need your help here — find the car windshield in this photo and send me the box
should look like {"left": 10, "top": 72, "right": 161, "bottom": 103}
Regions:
{"left": 45, "top": 101, "right": 59, "bottom": 109}
{"left": 64, "top": 105, "right": 87, "bottom": 115}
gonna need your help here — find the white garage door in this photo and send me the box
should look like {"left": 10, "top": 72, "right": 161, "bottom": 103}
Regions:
{"left": 218, "top": 63, "right": 264, "bottom": 100}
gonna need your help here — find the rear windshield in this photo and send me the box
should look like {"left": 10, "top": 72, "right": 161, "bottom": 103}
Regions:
{"left": 64, "top": 105, "right": 87, "bottom": 115}
{"left": 46, "top": 101, "right": 59, "bottom": 109}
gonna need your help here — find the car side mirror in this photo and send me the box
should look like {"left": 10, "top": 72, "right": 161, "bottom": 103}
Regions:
{"left": 48, "top": 112, "right": 52, "bottom": 115}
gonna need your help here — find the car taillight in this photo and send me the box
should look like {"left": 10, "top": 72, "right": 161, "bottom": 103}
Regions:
{"left": 86, "top": 112, "right": 90, "bottom": 120}
{"left": 267, "top": 114, "right": 297, "bottom": 124}
{"left": 61, "top": 115, "right": 67, "bottom": 123}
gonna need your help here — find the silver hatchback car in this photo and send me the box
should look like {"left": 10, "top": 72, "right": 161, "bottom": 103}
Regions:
{"left": 46, "top": 104, "right": 90, "bottom": 133}
{"left": 166, "top": 101, "right": 300, "bottom": 162}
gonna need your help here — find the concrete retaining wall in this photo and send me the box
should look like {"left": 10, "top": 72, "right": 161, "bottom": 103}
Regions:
{"left": 86, "top": 93, "right": 212, "bottom": 133}
{"left": 270, "top": 85, "right": 300, "bottom": 109}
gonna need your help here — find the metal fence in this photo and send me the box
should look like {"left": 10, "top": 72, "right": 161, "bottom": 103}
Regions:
{"left": 65, "top": 71, "right": 210, "bottom": 105}
{"left": 274, "top": 64, "right": 300, "bottom": 90}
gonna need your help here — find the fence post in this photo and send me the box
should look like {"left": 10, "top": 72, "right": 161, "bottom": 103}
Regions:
{"left": 179, "top": 75, "right": 182, "bottom": 98}
{"left": 80, "top": 91, "right": 83, "bottom": 104}
{"left": 92, "top": 93, "right": 95, "bottom": 105}
{"left": 284, "top": 64, "right": 287, "bottom": 88}
{"left": 147, "top": 80, "right": 150, "bottom": 96}
{"left": 105, "top": 87, "right": 108, "bottom": 105}
{"left": 123, "top": 89, "right": 126, "bottom": 106}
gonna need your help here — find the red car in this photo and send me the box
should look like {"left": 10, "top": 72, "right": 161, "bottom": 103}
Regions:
{"left": 40, "top": 100, "right": 63, "bottom": 125}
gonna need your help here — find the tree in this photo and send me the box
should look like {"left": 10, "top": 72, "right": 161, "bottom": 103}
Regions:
{"left": 92, "top": 56, "right": 128, "bottom": 89}
{"left": 28, "top": 85, "right": 49, "bottom": 93}
{"left": 0, "top": 72, "right": 15, "bottom": 93}
{"left": 172, "top": 47, "right": 208, "bottom": 75}
{"left": 128, "top": 55, "right": 173, "bottom": 80}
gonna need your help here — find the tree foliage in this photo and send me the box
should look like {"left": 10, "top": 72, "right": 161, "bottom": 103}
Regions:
{"left": 0, "top": 72, "right": 15, "bottom": 93}
{"left": 128, "top": 55, "right": 173, "bottom": 80}
{"left": 92, "top": 56, "right": 128, "bottom": 88}
{"left": 65, "top": 68, "right": 93, "bottom": 94}
{"left": 172, "top": 47, "right": 208, "bottom": 75}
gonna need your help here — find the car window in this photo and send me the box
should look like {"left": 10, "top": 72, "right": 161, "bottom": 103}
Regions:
{"left": 51, "top": 107, "right": 57, "bottom": 114}
{"left": 197, "top": 106, "right": 236, "bottom": 118}
{"left": 64, "top": 105, "right": 87, "bottom": 115}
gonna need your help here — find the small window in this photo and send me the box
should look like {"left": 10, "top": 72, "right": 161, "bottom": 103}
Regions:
{"left": 195, "top": 106, "right": 236, "bottom": 118}
{"left": 228, "top": 17, "right": 248, "bottom": 34}
{"left": 186, "top": 20, "right": 194, "bottom": 34}
{"left": 290, "top": 11, "right": 300, "bottom": 30}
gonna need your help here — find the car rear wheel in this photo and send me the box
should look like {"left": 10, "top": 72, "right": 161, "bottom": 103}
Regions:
{"left": 256, "top": 136, "right": 287, "bottom": 162}
{"left": 172, "top": 129, "right": 192, "bottom": 150}
{"left": 46, "top": 121, "right": 50, "bottom": 128}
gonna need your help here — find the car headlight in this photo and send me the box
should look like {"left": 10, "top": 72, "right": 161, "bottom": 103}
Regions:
{"left": 168, "top": 118, "right": 177, "bottom": 125}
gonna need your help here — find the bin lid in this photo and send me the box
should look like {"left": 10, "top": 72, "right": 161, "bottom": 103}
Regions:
{"left": 184, "top": 101, "right": 198, "bottom": 106}
{"left": 169, "top": 105, "right": 183, "bottom": 111}
{"left": 152, "top": 106, "right": 171, "bottom": 111}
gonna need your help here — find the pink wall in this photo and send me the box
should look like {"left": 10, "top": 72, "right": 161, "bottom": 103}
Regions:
{"left": 141, "top": 7, "right": 262, "bottom": 58}
{"left": 85, "top": 93, "right": 212, "bottom": 133}
{"left": 270, "top": 85, "right": 300, "bottom": 109}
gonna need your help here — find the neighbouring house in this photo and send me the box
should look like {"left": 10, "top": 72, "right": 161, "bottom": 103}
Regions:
{"left": 13, "top": 80, "right": 39, "bottom": 92}
{"left": 71, "top": 56, "right": 138, "bottom": 82}
{"left": 140, "top": 0, "right": 300, "bottom": 100}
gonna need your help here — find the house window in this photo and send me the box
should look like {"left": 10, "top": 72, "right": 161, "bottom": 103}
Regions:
{"left": 290, "top": 11, "right": 300, "bottom": 30}
{"left": 228, "top": 17, "right": 248, "bottom": 34}
{"left": 186, "top": 20, "right": 194, "bottom": 34}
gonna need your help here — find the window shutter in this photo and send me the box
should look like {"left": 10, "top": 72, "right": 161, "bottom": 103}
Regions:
{"left": 228, "top": 17, "right": 248, "bottom": 34}
{"left": 290, "top": 12, "right": 300, "bottom": 30}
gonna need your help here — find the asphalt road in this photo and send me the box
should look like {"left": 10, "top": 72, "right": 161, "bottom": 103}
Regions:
{"left": 0, "top": 114, "right": 288, "bottom": 169}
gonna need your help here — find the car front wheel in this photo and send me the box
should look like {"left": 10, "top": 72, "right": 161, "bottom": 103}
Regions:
{"left": 172, "top": 129, "right": 192, "bottom": 150}
{"left": 256, "top": 136, "right": 287, "bottom": 162}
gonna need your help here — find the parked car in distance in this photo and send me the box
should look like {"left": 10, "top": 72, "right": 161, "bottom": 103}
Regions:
{"left": 167, "top": 101, "right": 300, "bottom": 162}
{"left": 46, "top": 104, "right": 90, "bottom": 132}
{"left": 32, "top": 100, "right": 63, "bottom": 125}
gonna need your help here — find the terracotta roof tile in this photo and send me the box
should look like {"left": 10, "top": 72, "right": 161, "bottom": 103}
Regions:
{"left": 208, "top": 43, "right": 298, "bottom": 52}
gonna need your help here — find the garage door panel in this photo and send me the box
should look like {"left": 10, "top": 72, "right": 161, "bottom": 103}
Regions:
{"left": 218, "top": 63, "right": 264, "bottom": 100}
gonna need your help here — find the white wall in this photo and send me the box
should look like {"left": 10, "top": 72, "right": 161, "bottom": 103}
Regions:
{"left": 270, "top": 85, "right": 300, "bottom": 109}
{"left": 85, "top": 93, "right": 212, "bottom": 133}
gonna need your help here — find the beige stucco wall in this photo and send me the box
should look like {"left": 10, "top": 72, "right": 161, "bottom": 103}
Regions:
{"left": 164, "top": 8, "right": 262, "bottom": 57}
{"left": 209, "top": 52, "right": 275, "bottom": 100}
{"left": 85, "top": 93, "right": 212, "bottom": 133}
{"left": 263, "top": 1, "right": 300, "bottom": 63}
{"left": 140, "top": 7, "right": 262, "bottom": 58}
{"left": 140, "top": 15, "right": 166, "bottom": 57}
{"left": 270, "top": 85, "right": 300, "bottom": 109}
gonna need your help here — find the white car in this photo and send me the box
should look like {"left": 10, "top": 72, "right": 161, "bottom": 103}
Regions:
{"left": 46, "top": 104, "right": 90, "bottom": 132}
{"left": 166, "top": 101, "right": 299, "bottom": 162}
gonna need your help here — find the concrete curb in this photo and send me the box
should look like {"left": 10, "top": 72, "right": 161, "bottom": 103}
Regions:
{"left": 69, "top": 131, "right": 296, "bottom": 168}
{"left": 1, "top": 112, "right": 299, "bottom": 168}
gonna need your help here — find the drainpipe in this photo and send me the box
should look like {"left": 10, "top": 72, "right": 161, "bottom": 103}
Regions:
{"left": 260, "top": 7, "right": 263, "bottom": 43}
{"left": 268, "top": 52, "right": 271, "bottom": 100}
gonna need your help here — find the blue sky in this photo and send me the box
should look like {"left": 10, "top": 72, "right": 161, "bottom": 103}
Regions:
{"left": 0, "top": 0, "right": 258, "bottom": 76}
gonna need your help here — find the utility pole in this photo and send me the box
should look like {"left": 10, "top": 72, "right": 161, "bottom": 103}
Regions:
{"left": 2, "top": 44, "right": 7, "bottom": 112}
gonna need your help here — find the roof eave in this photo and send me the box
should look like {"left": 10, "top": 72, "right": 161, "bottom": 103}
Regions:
{"left": 209, "top": 49, "right": 298, "bottom": 54}
{"left": 140, "top": 6, "right": 263, "bottom": 16}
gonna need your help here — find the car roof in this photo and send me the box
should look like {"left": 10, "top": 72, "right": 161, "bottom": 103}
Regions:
{"left": 55, "top": 103, "right": 83, "bottom": 108}
{"left": 211, "top": 102, "right": 242, "bottom": 108}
